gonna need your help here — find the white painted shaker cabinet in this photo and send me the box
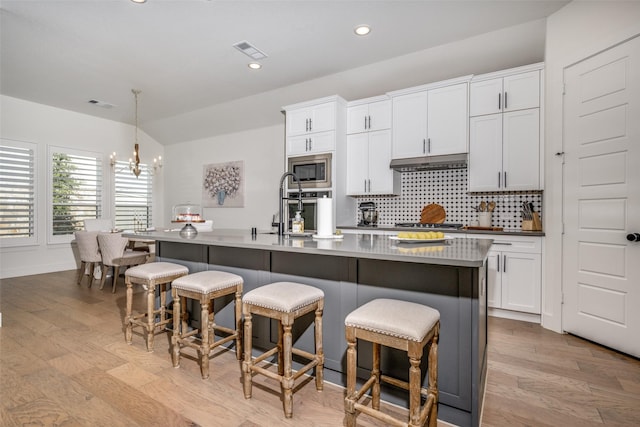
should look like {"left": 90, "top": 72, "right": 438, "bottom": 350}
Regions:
{"left": 346, "top": 97, "right": 399, "bottom": 195}
{"left": 468, "top": 63, "right": 543, "bottom": 192}
{"left": 390, "top": 78, "right": 469, "bottom": 160}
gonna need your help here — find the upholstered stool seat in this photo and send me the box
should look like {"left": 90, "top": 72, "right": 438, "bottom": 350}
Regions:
{"left": 242, "top": 282, "right": 325, "bottom": 418}
{"left": 344, "top": 299, "right": 440, "bottom": 427}
{"left": 124, "top": 262, "right": 189, "bottom": 352}
{"left": 171, "top": 270, "right": 243, "bottom": 379}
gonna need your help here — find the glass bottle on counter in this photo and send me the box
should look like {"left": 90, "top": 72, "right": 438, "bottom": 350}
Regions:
{"left": 292, "top": 211, "right": 304, "bottom": 234}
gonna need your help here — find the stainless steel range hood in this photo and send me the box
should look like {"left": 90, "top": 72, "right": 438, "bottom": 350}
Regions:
{"left": 389, "top": 153, "right": 468, "bottom": 172}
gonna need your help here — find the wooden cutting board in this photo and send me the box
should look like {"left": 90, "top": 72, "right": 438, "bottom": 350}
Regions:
{"left": 420, "top": 203, "right": 446, "bottom": 224}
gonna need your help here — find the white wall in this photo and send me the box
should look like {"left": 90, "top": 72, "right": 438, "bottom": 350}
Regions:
{"left": 163, "top": 124, "right": 284, "bottom": 231}
{"left": 0, "top": 95, "right": 165, "bottom": 278}
{"left": 543, "top": 1, "right": 640, "bottom": 332}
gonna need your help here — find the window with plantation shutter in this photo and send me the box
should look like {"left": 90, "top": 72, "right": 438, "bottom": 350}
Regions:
{"left": 0, "top": 140, "right": 37, "bottom": 246}
{"left": 49, "top": 147, "right": 102, "bottom": 242}
{"left": 114, "top": 161, "right": 152, "bottom": 231}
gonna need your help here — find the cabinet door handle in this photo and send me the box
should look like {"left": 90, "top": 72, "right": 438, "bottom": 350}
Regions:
{"left": 503, "top": 254, "right": 507, "bottom": 273}
{"left": 368, "top": 179, "right": 371, "bottom": 192}
{"left": 497, "top": 254, "right": 500, "bottom": 272}
{"left": 423, "top": 139, "right": 426, "bottom": 154}
{"left": 498, "top": 93, "right": 501, "bottom": 110}
{"left": 368, "top": 116, "right": 371, "bottom": 129}
{"left": 504, "top": 171, "right": 507, "bottom": 188}
{"left": 364, "top": 180, "right": 367, "bottom": 192}
{"left": 305, "top": 118, "right": 309, "bottom": 132}
{"left": 308, "top": 138, "right": 312, "bottom": 151}
{"left": 427, "top": 138, "right": 431, "bottom": 154}
{"left": 498, "top": 172, "right": 501, "bottom": 188}
{"left": 504, "top": 92, "right": 508, "bottom": 109}
{"left": 309, "top": 118, "right": 312, "bottom": 132}
{"left": 364, "top": 116, "right": 368, "bottom": 130}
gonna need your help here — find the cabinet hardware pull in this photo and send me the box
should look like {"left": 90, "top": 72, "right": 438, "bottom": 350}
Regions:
{"left": 497, "top": 254, "right": 500, "bottom": 272}
{"left": 305, "top": 118, "right": 309, "bottom": 132}
{"left": 368, "top": 179, "right": 371, "bottom": 192}
{"left": 503, "top": 254, "right": 507, "bottom": 273}
{"left": 498, "top": 172, "right": 501, "bottom": 188}
{"left": 423, "top": 139, "right": 426, "bottom": 154}
{"left": 504, "top": 92, "right": 508, "bottom": 109}
{"left": 368, "top": 116, "right": 371, "bottom": 129}
{"left": 498, "top": 93, "right": 501, "bottom": 110}
{"left": 427, "top": 138, "right": 431, "bottom": 153}
{"left": 364, "top": 116, "right": 367, "bottom": 130}
{"left": 309, "top": 118, "right": 312, "bottom": 132}
{"left": 308, "top": 138, "right": 312, "bottom": 151}
{"left": 504, "top": 171, "right": 507, "bottom": 188}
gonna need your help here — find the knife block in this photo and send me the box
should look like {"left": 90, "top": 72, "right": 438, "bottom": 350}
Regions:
{"left": 522, "top": 212, "right": 542, "bottom": 231}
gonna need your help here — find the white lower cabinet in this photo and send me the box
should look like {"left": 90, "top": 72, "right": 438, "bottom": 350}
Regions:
{"left": 470, "top": 234, "right": 542, "bottom": 320}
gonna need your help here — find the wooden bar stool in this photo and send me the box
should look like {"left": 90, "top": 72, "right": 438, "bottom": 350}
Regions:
{"left": 242, "top": 281, "right": 324, "bottom": 418}
{"left": 170, "top": 270, "right": 243, "bottom": 379}
{"left": 344, "top": 299, "right": 440, "bottom": 427}
{"left": 124, "top": 262, "right": 189, "bottom": 352}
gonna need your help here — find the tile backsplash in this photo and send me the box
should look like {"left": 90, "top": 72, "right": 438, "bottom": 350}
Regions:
{"left": 355, "top": 168, "right": 542, "bottom": 230}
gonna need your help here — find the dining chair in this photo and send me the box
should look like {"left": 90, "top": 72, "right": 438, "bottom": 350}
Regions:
{"left": 74, "top": 230, "right": 102, "bottom": 287}
{"left": 97, "top": 233, "right": 149, "bottom": 293}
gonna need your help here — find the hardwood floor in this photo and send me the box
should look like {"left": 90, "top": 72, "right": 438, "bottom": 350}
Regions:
{"left": 1, "top": 270, "right": 639, "bottom": 426}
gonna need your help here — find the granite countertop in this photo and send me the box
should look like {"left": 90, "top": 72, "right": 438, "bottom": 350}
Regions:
{"left": 339, "top": 225, "right": 545, "bottom": 237}
{"left": 125, "top": 229, "right": 493, "bottom": 268}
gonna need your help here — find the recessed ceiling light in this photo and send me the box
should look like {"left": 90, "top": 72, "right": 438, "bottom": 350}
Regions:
{"left": 131, "top": 0, "right": 146, "bottom": 3}
{"left": 248, "top": 62, "right": 262, "bottom": 70}
{"left": 354, "top": 25, "right": 371, "bottom": 36}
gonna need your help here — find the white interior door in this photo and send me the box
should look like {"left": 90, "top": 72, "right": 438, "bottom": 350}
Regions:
{"left": 562, "top": 36, "right": 640, "bottom": 357}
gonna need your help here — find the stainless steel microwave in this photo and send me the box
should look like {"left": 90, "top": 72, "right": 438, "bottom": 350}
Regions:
{"left": 287, "top": 153, "right": 332, "bottom": 189}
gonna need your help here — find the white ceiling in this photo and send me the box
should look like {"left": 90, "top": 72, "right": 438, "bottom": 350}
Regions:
{"left": 1, "top": 0, "right": 569, "bottom": 145}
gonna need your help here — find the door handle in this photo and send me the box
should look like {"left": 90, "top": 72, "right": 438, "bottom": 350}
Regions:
{"left": 627, "top": 233, "right": 640, "bottom": 242}
{"left": 498, "top": 93, "right": 501, "bottom": 110}
{"left": 503, "top": 254, "right": 507, "bottom": 273}
{"left": 504, "top": 91, "right": 508, "bottom": 109}
{"left": 498, "top": 172, "right": 501, "bottom": 188}
{"left": 364, "top": 116, "right": 368, "bottom": 130}
{"left": 504, "top": 171, "right": 507, "bottom": 188}
{"left": 368, "top": 116, "right": 371, "bottom": 129}
{"left": 423, "top": 139, "right": 426, "bottom": 154}
{"left": 305, "top": 118, "right": 309, "bottom": 132}
{"left": 496, "top": 254, "right": 500, "bottom": 272}
{"left": 427, "top": 138, "right": 431, "bottom": 154}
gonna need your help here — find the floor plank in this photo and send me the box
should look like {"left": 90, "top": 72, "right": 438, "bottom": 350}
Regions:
{"left": 2, "top": 271, "right": 640, "bottom": 426}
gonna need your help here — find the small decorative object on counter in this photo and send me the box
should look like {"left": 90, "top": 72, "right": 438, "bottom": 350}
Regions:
{"left": 172, "top": 203, "right": 205, "bottom": 238}
{"left": 292, "top": 211, "right": 304, "bottom": 234}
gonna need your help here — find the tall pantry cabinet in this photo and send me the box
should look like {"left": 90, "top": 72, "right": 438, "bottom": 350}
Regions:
{"left": 345, "top": 96, "right": 400, "bottom": 196}
{"left": 468, "top": 64, "right": 544, "bottom": 192}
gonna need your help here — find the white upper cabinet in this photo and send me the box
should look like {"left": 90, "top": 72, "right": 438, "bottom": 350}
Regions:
{"left": 346, "top": 129, "right": 399, "bottom": 196}
{"left": 390, "top": 80, "right": 469, "bottom": 159}
{"left": 284, "top": 96, "right": 346, "bottom": 156}
{"left": 470, "top": 69, "right": 540, "bottom": 117}
{"left": 286, "top": 101, "right": 336, "bottom": 137}
{"left": 468, "top": 63, "right": 543, "bottom": 192}
{"left": 469, "top": 108, "right": 540, "bottom": 191}
{"left": 347, "top": 98, "right": 391, "bottom": 134}
{"left": 426, "top": 83, "right": 468, "bottom": 156}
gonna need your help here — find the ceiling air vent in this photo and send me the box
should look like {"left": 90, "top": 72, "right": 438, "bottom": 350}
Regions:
{"left": 88, "top": 99, "right": 116, "bottom": 109}
{"left": 233, "top": 40, "right": 268, "bottom": 60}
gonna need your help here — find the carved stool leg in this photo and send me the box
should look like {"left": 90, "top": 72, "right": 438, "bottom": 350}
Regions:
{"left": 315, "top": 306, "right": 324, "bottom": 391}
{"left": 171, "top": 289, "right": 181, "bottom": 368}
{"left": 145, "top": 284, "right": 155, "bottom": 352}
{"left": 409, "top": 356, "right": 421, "bottom": 426}
{"left": 234, "top": 288, "right": 243, "bottom": 360}
{"left": 344, "top": 326, "right": 357, "bottom": 427}
{"left": 242, "top": 310, "right": 253, "bottom": 399}
{"left": 199, "top": 300, "right": 210, "bottom": 379}
{"left": 282, "top": 322, "right": 294, "bottom": 418}
{"left": 125, "top": 279, "right": 134, "bottom": 344}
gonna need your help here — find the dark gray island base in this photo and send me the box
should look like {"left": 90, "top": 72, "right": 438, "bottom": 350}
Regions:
{"left": 129, "top": 230, "right": 490, "bottom": 427}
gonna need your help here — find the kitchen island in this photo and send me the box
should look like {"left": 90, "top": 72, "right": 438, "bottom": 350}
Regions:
{"left": 126, "top": 229, "right": 491, "bottom": 427}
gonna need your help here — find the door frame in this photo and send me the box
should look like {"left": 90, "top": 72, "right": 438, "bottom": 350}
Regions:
{"left": 543, "top": 22, "right": 640, "bottom": 334}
